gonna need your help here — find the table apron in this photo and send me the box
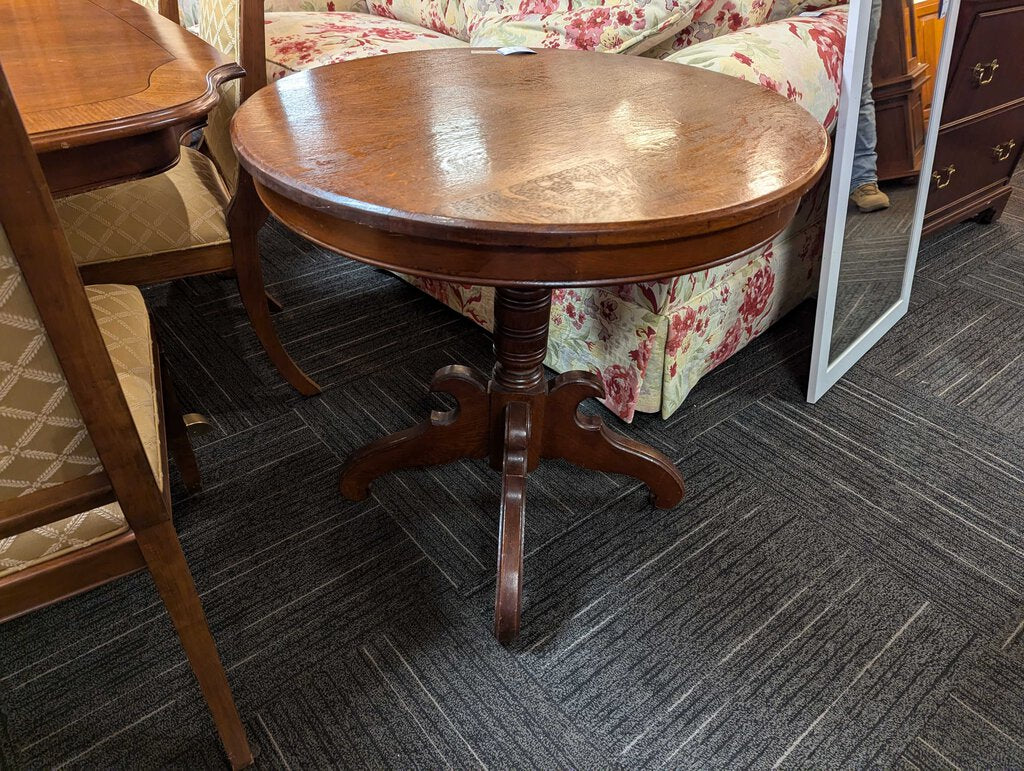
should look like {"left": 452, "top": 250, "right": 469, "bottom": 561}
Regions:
{"left": 37, "top": 120, "right": 209, "bottom": 197}
{"left": 254, "top": 181, "right": 796, "bottom": 289}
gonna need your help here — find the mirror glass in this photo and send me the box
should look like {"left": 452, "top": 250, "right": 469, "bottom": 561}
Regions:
{"left": 829, "top": 0, "right": 941, "bottom": 360}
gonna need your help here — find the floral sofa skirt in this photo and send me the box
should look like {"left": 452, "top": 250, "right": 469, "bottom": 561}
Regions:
{"left": 402, "top": 171, "right": 831, "bottom": 420}
{"left": 245, "top": 3, "right": 848, "bottom": 421}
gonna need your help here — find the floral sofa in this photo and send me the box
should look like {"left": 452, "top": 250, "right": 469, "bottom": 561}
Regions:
{"left": 188, "top": 0, "right": 847, "bottom": 421}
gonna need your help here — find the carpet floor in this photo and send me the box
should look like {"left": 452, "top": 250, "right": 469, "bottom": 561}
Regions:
{"left": 2, "top": 175, "right": 1023, "bottom": 769}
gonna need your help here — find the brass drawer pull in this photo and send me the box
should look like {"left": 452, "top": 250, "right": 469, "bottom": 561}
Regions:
{"left": 972, "top": 59, "right": 999, "bottom": 85}
{"left": 993, "top": 140, "right": 1016, "bottom": 162}
{"left": 932, "top": 164, "right": 957, "bottom": 189}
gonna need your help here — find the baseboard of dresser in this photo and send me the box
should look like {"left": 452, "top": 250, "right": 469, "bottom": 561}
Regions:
{"left": 924, "top": 183, "right": 1014, "bottom": 236}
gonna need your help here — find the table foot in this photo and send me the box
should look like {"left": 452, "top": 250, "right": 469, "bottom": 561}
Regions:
{"left": 338, "top": 287, "right": 685, "bottom": 643}
{"left": 494, "top": 401, "right": 529, "bottom": 644}
{"left": 544, "top": 372, "right": 685, "bottom": 509}
{"left": 339, "top": 365, "right": 489, "bottom": 500}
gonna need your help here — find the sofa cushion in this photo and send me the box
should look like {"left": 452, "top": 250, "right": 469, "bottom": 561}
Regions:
{"left": 267, "top": 0, "right": 367, "bottom": 9}
{"left": 644, "top": 0, "right": 773, "bottom": 58}
{"left": 366, "top": 0, "right": 468, "bottom": 39}
{"left": 465, "top": 0, "right": 702, "bottom": 54}
{"left": 767, "top": 0, "right": 845, "bottom": 22}
{"left": 265, "top": 11, "right": 467, "bottom": 79}
{"left": 182, "top": 0, "right": 367, "bottom": 27}
{"left": 664, "top": 6, "right": 846, "bottom": 129}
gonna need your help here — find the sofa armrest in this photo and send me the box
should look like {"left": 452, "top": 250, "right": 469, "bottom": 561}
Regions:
{"left": 184, "top": 0, "right": 365, "bottom": 30}
{"left": 264, "top": 0, "right": 367, "bottom": 11}
{"left": 664, "top": 6, "right": 847, "bottom": 130}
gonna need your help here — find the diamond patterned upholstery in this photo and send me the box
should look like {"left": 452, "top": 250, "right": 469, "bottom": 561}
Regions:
{"left": 85, "top": 285, "right": 161, "bottom": 484}
{"left": 0, "top": 229, "right": 100, "bottom": 500}
{"left": 200, "top": 0, "right": 241, "bottom": 58}
{"left": 54, "top": 147, "right": 230, "bottom": 266}
{"left": 196, "top": 0, "right": 247, "bottom": 190}
{"left": 67, "top": 7, "right": 231, "bottom": 254}
{"left": 0, "top": 228, "right": 160, "bottom": 578}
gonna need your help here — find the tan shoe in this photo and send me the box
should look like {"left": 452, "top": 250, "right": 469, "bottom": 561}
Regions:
{"left": 850, "top": 183, "right": 891, "bottom": 212}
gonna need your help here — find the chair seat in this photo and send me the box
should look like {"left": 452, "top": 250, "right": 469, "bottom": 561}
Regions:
{"left": 264, "top": 11, "right": 467, "bottom": 81}
{"left": 0, "top": 286, "right": 160, "bottom": 578}
{"left": 54, "top": 147, "right": 231, "bottom": 266}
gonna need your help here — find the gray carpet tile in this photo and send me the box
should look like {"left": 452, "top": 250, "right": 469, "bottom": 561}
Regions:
{"left": 900, "top": 648, "right": 1024, "bottom": 769}
{"left": 490, "top": 467, "right": 978, "bottom": 768}
{"left": 255, "top": 615, "right": 616, "bottom": 769}
{"left": 2, "top": 176, "right": 1023, "bottom": 768}
{"left": 858, "top": 283, "right": 1024, "bottom": 430}
{"left": 710, "top": 395, "right": 1024, "bottom": 636}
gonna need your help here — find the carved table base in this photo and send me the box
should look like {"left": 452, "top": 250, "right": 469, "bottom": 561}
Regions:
{"left": 339, "top": 286, "right": 685, "bottom": 643}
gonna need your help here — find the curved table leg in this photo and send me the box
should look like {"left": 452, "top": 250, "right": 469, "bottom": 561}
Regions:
{"left": 494, "top": 400, "right": 530, "bottom": 645}
{"left": 543, "top": 371, "right": 685, "bottom": 509}
{"left": 336, "top": 285, "right": 686, "bottom": 644}
{"left": 339, "top": 365, "right": 489, "bottom": 500}
{"left": 231, "top": 170, "right": 321, "bottom": 397}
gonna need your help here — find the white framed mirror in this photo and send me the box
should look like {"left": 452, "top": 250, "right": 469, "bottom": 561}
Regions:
{"left": 808, "top": 0, "right": 962, "bottom": 402}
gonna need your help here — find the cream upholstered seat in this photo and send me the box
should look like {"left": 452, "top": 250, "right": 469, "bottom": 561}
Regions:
{"left": 55, "top": 147, "right": 230, "bottom": 265}
{"left": 0, "top": 229, "right": 160, "bottom": 578}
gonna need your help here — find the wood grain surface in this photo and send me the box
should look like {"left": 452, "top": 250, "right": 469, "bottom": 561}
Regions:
{"left": 255, "top": 48, "right": 824, "bottom": 641}
{"left": 232, "top": 48, "right": 829, "bottom": 274}
{"left": 1, "top": 0, "right": 242, "bottom": 193}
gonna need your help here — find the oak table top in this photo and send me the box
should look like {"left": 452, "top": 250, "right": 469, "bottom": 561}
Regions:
{"left": 232, "top": 48, "right": 829, "bottom": 286}
{"left": 232, "top": 49, "right": 830, "bottom": 643}
{"left": 1, "top": 0, "right": 242, "bottom": 195}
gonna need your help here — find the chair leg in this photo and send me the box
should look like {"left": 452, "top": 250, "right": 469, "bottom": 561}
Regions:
{"left": 265, "top": 290, "right": 283, "bottom": 313}
{"left": 159, "top": 355, "right": 203, "bottom": 494}
{"left": 135, "top": 521, "right": 253, "bottom": 770}
{"left": 228, "top": 171, "right": 320, "bottom": 397}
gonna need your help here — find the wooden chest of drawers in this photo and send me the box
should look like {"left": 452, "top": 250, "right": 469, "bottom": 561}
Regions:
{"left": 924, "top": 0, "right": 1024, "bottom": 234}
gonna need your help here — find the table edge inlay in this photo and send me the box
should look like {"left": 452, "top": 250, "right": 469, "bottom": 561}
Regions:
{"left": 29, "top": 61, "right": 244, "bottom": 152}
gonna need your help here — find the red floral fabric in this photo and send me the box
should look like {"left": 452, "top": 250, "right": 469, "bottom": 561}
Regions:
{"left": 465, "top": 0, "right": 702, "bottom": 54}
{"left": 766, "top": 0, "right": 846, "bottom": 22}
{"left": 365, "top": 0, "right": 468, "bottom": 38}
{"left": 264, "top": 11, "right": 467, "bottom": 79}
{"left": 644, "top": 0, "right": 771, "bottom": 57}
{"left": 663, "top": 7, "right": 847, "bottom": 129}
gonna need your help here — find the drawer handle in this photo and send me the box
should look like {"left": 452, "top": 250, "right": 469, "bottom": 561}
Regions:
{"left": 972, "top": 59, "right": 999, "bottom": 85}
{"left": 932, "top": 164, "right": 957, "bottom": 189}
{"left": 993, "top": 140, "right": 1016, "bottom": 162}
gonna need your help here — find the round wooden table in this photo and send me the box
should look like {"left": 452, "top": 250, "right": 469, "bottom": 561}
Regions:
{"left": 231, "top": 49, "right": 829, "bottom": 643}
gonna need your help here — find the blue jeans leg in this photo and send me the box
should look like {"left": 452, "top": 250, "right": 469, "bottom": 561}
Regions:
{"left": 851, "top": 0, "right": 882, "bottom": 191}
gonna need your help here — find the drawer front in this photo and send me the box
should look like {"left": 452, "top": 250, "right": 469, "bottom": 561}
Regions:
{"left": 944, "top": 4, "right": 1024, "bottom": 123}
{"left": 927, "top": 103, "right": 1024, "bottom": 212}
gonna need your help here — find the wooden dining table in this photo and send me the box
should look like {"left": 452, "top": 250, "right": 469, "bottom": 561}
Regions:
{"left": 0, "top": 0, "right": 243, "bottom": 196}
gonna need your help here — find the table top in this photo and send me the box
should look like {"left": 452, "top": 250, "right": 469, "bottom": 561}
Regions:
{"left": 232, "top": 49, "right": 829, "bottom": 286}
{"left": 0, "top": 0, "right": 241, "bottom": 152}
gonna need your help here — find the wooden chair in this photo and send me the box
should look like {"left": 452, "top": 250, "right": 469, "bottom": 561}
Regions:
{"left": 51, "top": 0, "right": 320, "bottom": 397}
{"left": 0, "top": 64, "right": 252, "bottom": 770}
